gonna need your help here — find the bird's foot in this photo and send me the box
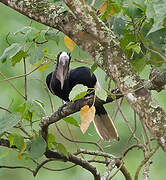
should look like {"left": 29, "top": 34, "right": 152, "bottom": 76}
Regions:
{"left": 57, "top": 101, "right": 71, "bottom": 118}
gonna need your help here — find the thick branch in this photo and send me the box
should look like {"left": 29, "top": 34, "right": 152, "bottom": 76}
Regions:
{"left": 63, "top": 0, "right": 166, "bottom": 152}
{"left": 39, "top": 88, "right": 122, "bottom": 141}
{"left": 1, "top": 0, "right": 166, "bottom": 152}
{"left": 149, "top": 68, "right": 166, "bottom": 92}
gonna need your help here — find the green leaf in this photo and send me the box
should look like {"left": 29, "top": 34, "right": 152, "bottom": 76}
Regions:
{"left": 69, "top": 84, "right": 88, "bottom": 101}
{"left": 26, "top": 137, "right": 47, "bottom": 159}
{"left": 133, "top": 1, "right": 146, "bottom": 12}
{"left": 0, "top": 147, "right": 10, "bottom": 159}
{"left": 48, "top": 133, "right": 56, "bottom": 149}
{"left": 17, "top": 100, "right": 46, "bottom": 121}
{"left": 26, "top": 100, "right": 46, "bottom": 118}
{"left": 35, "top": 61, "right": 48, "bottom": 72}
{"left": 34, "top": 99, "right": 45, "bottom": 108}
{"left": 126, "top": 42, "right": 141, "bottom": 54}
{"left": 8, "top": 133, "right": 16, "bottom": 146}
{"left": 44, "top": 28, "right": 60, "bottom": 45}
{"left": 63, "top": 117, "right": 79, "bottom": 127}
{"left": 0, "top": 113, "right": 21, "bottom": 134}
{"left": 131, "top": 57, "right": 147, "bottom": 72}
{"left": 72, "top": 91, "right": 87, "bottom": 102}
{"left": 90, "top": 63, "right": 98, "bottom": 76}
{"left": 8, "top": 32, "right": 26, "bottom": 44}
{"left": 147, "top": 52, "right": 164, "bottom": 67}
{"left": 24, "top": 27, "right": 39, "bottom": 42}
{"left": 0, "top": 43, "right": 23, "bottom": 63}
{"left": 17, "top": 102, "right": 26, "bottom": 115}
{"left": 146, "top": 1, "right": 166, "bottom": 35}
{"left": 23, "top": 110, "right": 33, "bottom": 122}
{"left": 111, "top": 17, "right": 126, "bottom": 36}
{"left": 11, "top": 50, "right": 28, "bottom": 66}
{"left": 13, "top": 135, "right": 24, "bottom": 151}
{"left": 123, "top": 0, "right": 144, "bottom": 18}
{"left": 96, "top": 88, "right": 107, "bottom": 101}
{"left": 53, "top": 142, "right": 68, "bottom": 158}
{"left": 28, "top": 46, "right": 45, "bottom": 64}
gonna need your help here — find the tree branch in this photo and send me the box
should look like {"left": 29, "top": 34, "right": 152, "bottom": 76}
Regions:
{"left": 1, "top": 0, "right": 166, "bottom": 153}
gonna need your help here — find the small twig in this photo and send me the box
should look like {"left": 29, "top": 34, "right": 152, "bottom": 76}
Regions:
{"left": 45, "top": 85, "right": 55, "bottom": 112}
{"left": 88, "top": 159, "right": 107, "bottom": 164}
{"left": 5, "top": 32, "right": 11, "bottom": 45}
{"left": 33, "top": 158, "right": 56, "bottom": 176}
{"left": 143, "top": 160, "right": 152, "bottom": 180}
{"left": 0, "top": 106, "right": 11, "bottom": 113}
{"left": 23, "top": 57, "right": 28, "bottom": 100}
{"left": 122, "top": 144, "right": 146, "bottom": 158}
{"left": 109, "top": 160, "right": 124, "bottom": 180}
{"left": 0, "top": 61, "right": 48, "bottom": 83}
{"left": 34, "top": 40, "right": 48, "bottom": 44}
{"left": 0, "top": 71, "right": 26, "bottom": 100}
{"left": 101, "top": 159, "right": 116, "bottom": 180}
{"left": 65, "top": 121, "right": 85, "bottom": 160}
{"left": 74, "top": 149, "right": 114, "bottom": 159}
{"left": 134, "top": 145, "right": 159, "bottom": 180}
{"left": 71, "top": 59, "right": 92, "bottom": 65}
{"left": 32, "top": 159, "right": 77, "bottom": 172}
{"left": 90, "top": 0, "right": 96, "bottom": 7}
{"left": 113, "top": 98, "right": 123, "bottom": 122}
{"left": 117, "top": 101, "right": 140, "bottom": 143}
{"left": 139, "top": 118, "right": 152, "bottom": 151}
{"left": 0, "top": 165, "right": 33, "bottom": 174}
{"left": 15, "top": 124, "right": 32, "bottom": 138}
{"left": 55, "top": 123, "right": 104, "bottom": 152}
{"left": 115, "top": 159, "right": 132, "bottom": 180}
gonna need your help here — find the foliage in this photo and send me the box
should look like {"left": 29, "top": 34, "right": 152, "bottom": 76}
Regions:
{"left": 0, "top": 0, "right": 166, "bottom": 179}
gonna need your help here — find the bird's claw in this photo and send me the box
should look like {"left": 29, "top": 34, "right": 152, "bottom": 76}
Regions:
{"left": 57, "top": 102, "right": 71, "bottom": 117}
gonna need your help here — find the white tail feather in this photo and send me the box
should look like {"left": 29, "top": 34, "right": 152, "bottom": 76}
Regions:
{"left": 93, "top": 114, "right": 119, "bottom": 141}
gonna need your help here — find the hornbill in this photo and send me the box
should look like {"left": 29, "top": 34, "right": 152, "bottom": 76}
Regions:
{"left": 46, "top": 51, "right": 119, "bottom": 141}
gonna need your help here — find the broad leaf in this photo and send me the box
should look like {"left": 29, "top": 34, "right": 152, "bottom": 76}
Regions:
{"left": 69, "top": 84, "right": 88, "bottom": 101}
{"left": 53, "top": 142, "right": 68, "bottom": 158}
{"left": 24, "top": 27, "right": 39, "bottom": 42}
{"left": 13, "top": 135, "right": 25, "bottom": 151}
{"left": 80, "top": 105, "right": 96, "bottom": 134}
{"left": 34, "top": 61, "right": 48, "bottom": 72}
{"left": 64, "top": 36, "right": 76, "bottom": 52}
{"left": 126, "top": 42, "right": 141, "bottom": 54}
{"left": 11, "top": 50, "right": 28, "bottom": 66}
{"left": 63, "top": 116, "right": 79, "bottom": 127}
{"left": 26, "top": 100, "right": 46, "bottom": 118}
{"left": 44, "top": 28, "right": 60, "bottom": 45}
{"left": 0, "top": 43, "right": 23, "bottom": 63}
{"left": 48, "top": 133, "right": 56, "bottom": 149}
{"left": 26, "top": 137, "right": 47, "bottom": 159}
{"left": 90, "top": 63, "right": 98, "bottom": 76}
{"left": 0, "top": 147, "right": 10, "bottom": 159}
{"left": 131, "top": 57, "right": 147, "bottom": 72}
{"left": 0, "top": 113, "right": 21, "bottom": 134}
{"left": 146, "top": 1, "right": 166, "bottom": 35}
{"left": 96, "top": 88, "right": 107, "bottom": 101}
{"left": 72, "top": 91, "right": 87, "bottom": 102}
{"left": 28, "top": 46, "right": 45, "bottom": 64}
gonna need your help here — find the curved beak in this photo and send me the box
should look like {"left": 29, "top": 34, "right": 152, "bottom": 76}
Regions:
{"left": 56, "top": 55, "right": 70, "bottom": 89}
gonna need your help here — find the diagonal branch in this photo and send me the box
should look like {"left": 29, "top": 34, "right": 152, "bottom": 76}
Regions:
{"left": 1, "top": 0, "right": 166, "bottom": 152}
{"left": 39, "top": 88, "right": 122, "bottom": 141}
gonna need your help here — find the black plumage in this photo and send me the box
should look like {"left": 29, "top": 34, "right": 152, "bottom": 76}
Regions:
{"left": 46, "top": 67, "right": 96, "bottom": 101}
{"left": 46, "top": 52, "right": 119, "bottom": 141}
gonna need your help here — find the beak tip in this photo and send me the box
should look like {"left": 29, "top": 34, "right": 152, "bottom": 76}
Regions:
{"left": 60, "top": 81, "right": 64, "bottom": 90}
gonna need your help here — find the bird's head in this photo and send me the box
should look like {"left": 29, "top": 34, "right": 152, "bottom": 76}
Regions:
{"left": 56, "top": 51, "right": 71, "bottom": 89}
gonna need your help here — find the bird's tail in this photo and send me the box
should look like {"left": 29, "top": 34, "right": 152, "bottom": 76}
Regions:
{"left": 93, "top": 106, "right": 119, "bottom": 141}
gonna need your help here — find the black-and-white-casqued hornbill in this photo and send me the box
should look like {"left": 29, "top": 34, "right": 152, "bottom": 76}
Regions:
{"left": 46, "top": 51, "right": 119, "bottom": 141}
